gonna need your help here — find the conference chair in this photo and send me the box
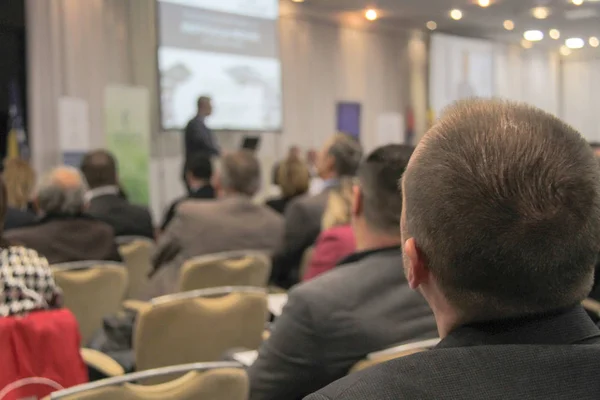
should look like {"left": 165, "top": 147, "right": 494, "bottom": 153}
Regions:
{"left": 46, "top": 362, "right": 248, "bottom": 400}
{"left": 52, "top": 262, "right": 128, "bottom": 344}
{"left": 583, "top": 298, "right": 600, "bottom": 323}
{"left": 118, "top": 238, "right": 155, "bottom": 300}
{"left": 350, "top": 338, "right": 441, "bottom": 373}
{"left": 133, "top": 287, "right": 268, "bottom": 382}
{"left": 178, "top": 251, "right": 271, "bottom": 292}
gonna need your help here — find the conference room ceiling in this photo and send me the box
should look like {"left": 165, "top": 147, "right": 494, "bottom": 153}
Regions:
{"left": 289, "top": 0, "right": 600, "bottom": 59}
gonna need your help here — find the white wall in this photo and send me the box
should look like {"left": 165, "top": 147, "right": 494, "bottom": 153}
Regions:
{"left": 27, "top": 0, "right": 425, "bottom": 219}
{"left": 561, "top": 59, "right": 600, "bottom": 142}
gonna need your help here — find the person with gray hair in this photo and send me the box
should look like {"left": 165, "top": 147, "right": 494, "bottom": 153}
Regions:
{"left": 271, "top": 133, "right": 363, "bottom": 288}
{"left": 148, "top": 150, "right": 284, "bottom": 298}
{"left": 6, "top": 166, "right": 121, "bottom": 264}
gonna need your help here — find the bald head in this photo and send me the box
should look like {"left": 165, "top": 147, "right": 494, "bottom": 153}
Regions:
{"left": 80, "top": 150, "right": 117, "bottom": 189}
{"left": 403, "top": 99, "right": 600, "bottom": 318}
{"left": 37, "top": 166, "right": 88, "bottom": 215}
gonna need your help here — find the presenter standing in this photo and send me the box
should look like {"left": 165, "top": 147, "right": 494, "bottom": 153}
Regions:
{"left": 184, "top": 96, "right": 220, "bottom": 158}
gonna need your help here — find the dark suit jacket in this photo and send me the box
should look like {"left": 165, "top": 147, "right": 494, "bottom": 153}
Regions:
{"left": 160, "top": 185, "right": 215, "bottom": 231}
{"left": 4, "top": 207, "right": 36, "bottom": 231}
{"left": 184, "top": 115, "right": 219, "bottom": 157}
{"left": 249, "top": 248, "right": 437, "bottom": 400}
{"left": 88, "top": 193, "right": 154, "bottom": 239}
{"left": 306, "top": 306, "right": 600, "bottom": 400}
{"left": 5, "top": 214, "right": 121, "bottom": 264}
{"left": 270, "top": 188, "right": 333, "bottom": 288}
{"left": 265, "top": 195, "right": 300, "bottom": 215}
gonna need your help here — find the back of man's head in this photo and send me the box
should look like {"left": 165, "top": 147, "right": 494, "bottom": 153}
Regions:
{"left": 403, "top": 99, "right": 600, "bottom": 319}
{"left": 219, "top": 151, "right": 261, "bottom": 197}
{"left": 358, "top": 144, "right": 413, "bottom": 236}
{"left": 80, "top": 150, "right": 117, "bottom": 189}
{"left": 326, "top": 134, "right": 363, "bottom": 177}
{"left": 185, "top": 154, "right": 213, "bottom": 181}
{"left": 37, "top": 166, "right": 88, "bottom": 216}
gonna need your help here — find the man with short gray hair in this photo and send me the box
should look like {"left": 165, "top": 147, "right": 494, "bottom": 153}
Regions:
{"left": 6, "top": 166, "right": 121, "bottom": 264}
{"left": 148, "top": 150, "right": 283, "bottom": 298}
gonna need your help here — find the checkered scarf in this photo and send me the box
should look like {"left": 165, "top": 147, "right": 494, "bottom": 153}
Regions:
{"left": 0, "top": 246, "right": 63, "bottom": 317}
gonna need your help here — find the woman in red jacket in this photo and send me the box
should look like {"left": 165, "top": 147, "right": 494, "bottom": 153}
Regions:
{"left": 303, "top": 179, "right": 356, "bottom": 281}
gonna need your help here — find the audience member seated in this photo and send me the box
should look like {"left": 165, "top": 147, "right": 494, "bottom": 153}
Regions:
{"left": 6, "top": 166, "right": 121, "bottom": 264}
{"left": 148, "top": 151, "right": 284, "bottom": 298}
{"left": 271, "top": 146, "right": 300, "bottom": 186}
{"left": 161, "top": 153, "right": 215, "bottom": 231}
{"left": 270, "top": 134, "right": 363, "bottom": 288}
{"left": 80, "top": 150, "right": 154, "bottom": 239}
{"left": 303, "top": 178, "right": 356, "bottom": 281}
{"left": 266, "top": 154, "right": 310, "bottom": 215}
{"left": 249, "top": 144, "right": 436, "bottom": 400}
{"left": 3, "top": 158, "right": 37, "bottom": 230}
{"left": 307, "top": 99, "right": 600, "bottom": 400}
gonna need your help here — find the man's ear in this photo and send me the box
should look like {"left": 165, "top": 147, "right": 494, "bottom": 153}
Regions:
{"left": 404, "top": 238, "right": 429, "bottom": 290}
{"left": 351, "top": 184, "right": 362, "bottom": 218}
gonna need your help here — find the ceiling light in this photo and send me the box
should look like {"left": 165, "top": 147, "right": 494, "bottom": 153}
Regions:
{"left": 549, "top": 29, "right": 560, "bottom": 40}
{"left": 365, "top": 9, "right": 378, "bottom": 21}
{"left": 590, "top": 36, "right": 600, "bottom": 47}
{"left": 521, "top": 39, "right": 533, "bottom": 49}
{"left": 503, "top": 20, "right": 515, "bottom": 30}
{"left": 560, "top": 45, "right": 572, "bottom": 56}
{"left": 450, "top": 9, "right": 463, "bottom": 20}
{"left": 524, "top": 30, "right": 544, "bottom": 41}
{"left": 572, "top": 0, "right": 584, "bottom": 5}
{"left": 531, "top": 6, "right": 551, "bottom": 19}
{"left": 478, "top": 0, "right": 491, "bottom": 7}
{"left": 426, "top": 21, "right": 437, "bottom": 30}
{"left": 566, "top": 37, "right": 585, "bottom": 48}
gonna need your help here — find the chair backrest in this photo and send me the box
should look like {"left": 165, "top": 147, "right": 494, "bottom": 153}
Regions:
{"left": 47, "top": 362, "right": 248, "bottom": 400}
{"left": 115, "top": 236, "right": 155, "bottom": 246}
{"left": 52, "top": 263, "right": 128, "bottom": 344}
{"left": 119, "top": 240, "right": 155, "bottom": 300}
{"left": 178, "top": 251, "right": 271, "bottom": 292}
{"left": 135, "top": 287, "right": 268, "bottom": 379}
{"left": 350, "top": 338, "right": 441, "bottom": 373}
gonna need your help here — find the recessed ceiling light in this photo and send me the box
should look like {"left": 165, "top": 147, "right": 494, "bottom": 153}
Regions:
{"left": 590, "top": 36, "right": 600, "bottom": 47}
{"left": 560, "top": 45, "right": 572, "bottom": 56}
{"left": 365, "top": 9, "right": 378, "bottom": 21}
{"left": 450, "top": 9, "right": 463, "bottom": 20}
{"left": 503, "top": 20, "right": 515, "bottom": 30}
{"left": 478, "top": 0, "right": 491, "bottom": 7}
{"left": 549, "top": 29, "right": 561, "bottom": 40}
{"left": 531, "top": 6, "right": 551, "bottom": 19}
{"left": 566, "top": 37, "right": 585, "bottom": 48}
{"left": 524, "top": 30, "right": 544, "bottom": 41}
{"left": 426, "top": 21, "right": 437, "bottom": 30}
{"left": 521, "top": 39, "right": 533, "bottom": 49}
{"left": 572, "top": 0, "right": 584, "bottom": 5}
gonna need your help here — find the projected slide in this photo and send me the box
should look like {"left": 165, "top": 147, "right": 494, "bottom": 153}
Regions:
{"left": 429, "top": 33, "right": 494, "bottom": 119}
{"left": 158, "top": 0, "right": 282, "bottom": 131}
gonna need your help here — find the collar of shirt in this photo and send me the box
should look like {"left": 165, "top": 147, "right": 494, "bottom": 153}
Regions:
{"left": 337, "top": 246, "right": 401, "bottom": 267}
{"left": 85, "top": 185, "right": 120, "bottom": 202}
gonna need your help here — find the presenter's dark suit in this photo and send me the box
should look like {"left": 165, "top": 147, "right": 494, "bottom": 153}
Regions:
{"left": 184, "top": 115, "right": 219, "bottom": 158}
{"left": 249, "top": 248, "right": 437, "bottom": 400}
{"left": 306, "top": 306, "right": 600, "bottom": 400}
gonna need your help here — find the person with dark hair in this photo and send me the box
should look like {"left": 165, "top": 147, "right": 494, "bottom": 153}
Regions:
{"left": 80, "top": 150, "right": 154, "bottom": 239}
{"left": 307, "top": 99, "right": 600, "bottom": 400}
{"left": 249, "top": 144, "right": 436, "bottom": 400}
{"left": 161, "top": 154, "right": 215, "bottom": 231}
{"left": 270, "top": 133, "right": 363, "bottom": 288}
{"left": 148, "top": 151, "right": 283, "bottom": 298}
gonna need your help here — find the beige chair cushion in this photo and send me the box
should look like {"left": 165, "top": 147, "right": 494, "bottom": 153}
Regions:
{"left": 299, "top": 246, "right": 314, "bottom": 281}
{"left": 119, "top": 240, "right": 154, "bottom": 300}
{"left": 135, "top": 291, "right": 267, "bottom": 380}
{"left": 52, "top": 265, "right": 128, "bottom": 344}
{"left": 49, "top": 368, "right": 248, "bottom": 400}
{"left": 178, "top": 252, "right": 271, "bottom": 292}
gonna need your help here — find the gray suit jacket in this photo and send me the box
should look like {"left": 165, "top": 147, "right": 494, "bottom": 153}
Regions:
{"left": 270, "top": 189, "right": 332, "bottom": 287}
{"left": 147, "top": 196, "right": 283, "bottom": 298}
{"left": 184, "top": 115, "right": 219, "bottom": 157}
{"left": 306, "top": 306, "right": 600, "bottom": 400}
{"left": 249, "top": 248, "right": 437, "bottom": 400}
